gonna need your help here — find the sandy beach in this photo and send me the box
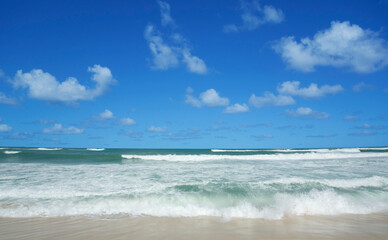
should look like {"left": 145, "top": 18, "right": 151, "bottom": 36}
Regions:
{"left": 1, "top": 214, "right": 388, "bottom": 240}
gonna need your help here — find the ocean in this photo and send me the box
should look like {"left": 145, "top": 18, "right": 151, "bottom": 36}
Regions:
{"left": 1, "top": 146, "right": 388, "bottom": 220}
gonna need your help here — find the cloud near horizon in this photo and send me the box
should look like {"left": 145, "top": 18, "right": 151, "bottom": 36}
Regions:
{"left": 11, "top": 65, "right": 115, "bottom": 102}
{"left": 277, "top": 81, "right": 344, "bottom": 98}
{"left": 42, "top": 124, "right": 84, "bottom": 135}
{"left": 249, "top": 92, "right": 295, "bottom": 108}
{"left": 148, "top": 126, "right": 167, "bottom": 132}
{"left": 286, "top": 107, "right": 330, "bottom": 119}
{"left": 223, "top": 103, "right": 250, "bottom": 114}
{"left": 273, "top": 21, "right": 388, "bottom": 73}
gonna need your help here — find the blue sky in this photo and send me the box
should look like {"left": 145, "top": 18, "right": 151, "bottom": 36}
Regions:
{"left": 0, "top": 0, "right": 387, "bottom": 148}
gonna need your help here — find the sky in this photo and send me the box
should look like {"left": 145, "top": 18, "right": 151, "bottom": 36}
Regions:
{"left": 0, "top": 0, "right": 388, "bottom": 149}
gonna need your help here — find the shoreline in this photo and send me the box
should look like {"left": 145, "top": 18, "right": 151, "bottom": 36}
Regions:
{"left": 1, "top": 213, "right": 388, "bottom": 240}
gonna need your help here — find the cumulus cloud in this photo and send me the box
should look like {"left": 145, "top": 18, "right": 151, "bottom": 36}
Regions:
{"left": 185, "top": 88, "right": 229, "bottom": 107}
{"left": 0, "top": 118, "right": 12, "bottom": 132}
{"left": 11, "top": 65, "right": 115, "bottom": 102}
{"left": 144, "top": 1, "right": 207, "bottom": 74}
{"left": 273, "top": 21, "right": 388, "bottom": 73}
{"left": 119, "top": 118, "right": 136, "bottom": 126}
{"left": 223, "top": 103, "right": 249, "bottom": 114}
{"left": 0, "top": 92, "right": 17, "bottom": 105}
{"left": 98, "top": 109, "right": 114, "bottom": 120}
{"left": 249, "top": 92, "right": 295, "bottom": 108}
{"left": 200, "top": 89, "right": 229, "bottom": 107}
{"left": 182, "top": 49, "right": 207, "bottom": 74}
{"left": 277, "top": 81, "right": 344, "bottom": 98}
{"left": 42, "top": 124, "right": 84, "bottom": 134}
{"left": 223, "top": 0, "right": 284, "bottom": 33}
{"left": 148, "top": 126, "right": 167, "bottom": 132}
{"left": 286, "top": 107, "right": 330, "bottom": 119}
{"left": 0, "top": 123, "right": 12, "bottom": 132}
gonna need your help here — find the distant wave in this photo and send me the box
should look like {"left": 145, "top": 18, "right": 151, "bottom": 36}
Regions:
{"left": 4, "top": 150, "right": 21, "bottom": 154}
{"left": 211, "top": 148, "right": 362, "bottom": 153}
{"left": 86, "top": 148, "right": 105, "bottom": 151}
{"left": 359, "top": 147, "right": 388, "bottom": 151}
{"left": 211, "top": 149, "right": 262, "bottom": 152}
{"left": 122, "top": 152, "right": 388, "bottom": 162}
{"left": 35, "top": 148, "right": 62, "bottom": 151}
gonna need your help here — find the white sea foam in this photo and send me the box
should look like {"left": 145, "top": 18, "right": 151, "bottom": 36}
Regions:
{"left": 211, "top": 149, "right": 262, "bottom": 152}
{"left": 212, "top": 148, "right": 362, "bottom": 153}
{"left": 0, "top": 189, "right": 387, "bottom": 219}
{"left": 122, "top": 152, "right": 388, "bottom": 162}
{"left": 262, "top": 176, "right": 388, "bottom": 189}
{"left": 3, "top": 150, "right": 20, "bottom": 154}
{"left": 35, "top": 148, "right": 62, "bottom": 151}
{"left": 86, "top": 148, "right": 105, "bottom": 151}
{"left": 359, "top": 147, "right": 388, "bottom": 150}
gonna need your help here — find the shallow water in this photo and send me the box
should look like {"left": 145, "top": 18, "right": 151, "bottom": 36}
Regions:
{"left": 1, "top": 147, "right": 388, "bottom": 220}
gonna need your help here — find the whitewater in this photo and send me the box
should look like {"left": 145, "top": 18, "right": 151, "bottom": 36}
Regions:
{"left": 1, "top": 147, "right": 388, "bottom": 220}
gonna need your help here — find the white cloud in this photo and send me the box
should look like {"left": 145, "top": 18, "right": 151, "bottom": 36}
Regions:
{"left": 144, "top": 2, "right": 207, "bottom": 74}
{"left": 185, "top": 88, "right": 229, "bottom": 107}
{"left": 286, "top": 107, "right": 330, "bottom": 119}
{"left": 249, "top": 92, "right": 295, "bottom": 108}
{"left": 11, "top": 65, "right": 115, "bottom": 102}
{"left": 224, "top": 1, "right": 284, "bottom": 33}
{"left": 148, "top": 126, "right": 167, "bottom": 132}
{"left": 200, "top": 89, "right": 229, "bottom": 107}
{"left": 157, "top": 0, "right": 175, "bottom": 27}
{"left": 42, "top": 124, "right": 84, "bottom": 134}
{"left": 223, "top": 103, "right": 249, "bottom": 114}
{"left": 184, "top": 94, "right": 202, "bottom": 107}
{"left": 262, "top": 5, "right": 284, "bottom": 23}
{"left": 0, "top": 123, "right": 12, "bottom": 132}
{"left": 182, "top": 49, "right": 208, "bottom": 74}
{"left": 273, "top": 21, "right": 388, "bottom": 73}
{"left": 354, "top": 123, "right": 384, "bottom": 130}
{"left": 343, "top": 115, "right": 359, "bottom": 122}
{"left": 144, "top": 24, "right": 179, "bottom": 70}
{"left": 277, "top": 81, "right": 344, "bottom": 98}
{"left": 98, "top": 109, "right": 114, "bottom": 120}
{"left": 119, "top": 118, "right": 136, "bottom": 126}
{"left": 0, "top": 92, "right": 17, "bottom": 105}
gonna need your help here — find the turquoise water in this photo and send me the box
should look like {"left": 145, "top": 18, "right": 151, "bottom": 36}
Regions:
{"left": 1, "top": 147, "right": 388, "bottom": 219}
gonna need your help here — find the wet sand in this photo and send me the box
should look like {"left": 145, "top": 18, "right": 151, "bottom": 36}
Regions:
{"left": 1, "top": 214, "right": 388, "bottom": 240}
